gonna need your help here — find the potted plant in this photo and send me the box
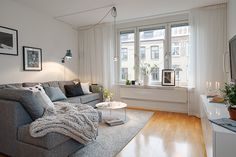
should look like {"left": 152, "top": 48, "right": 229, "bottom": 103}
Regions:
{"left": 103, "top": 89, "right": 113, "bottom": 102}
{"left": 140, "top": 63, "right": 158, "bottom": 85}
{"left": 221, "top": 83, "right": 236, "bottom": 120}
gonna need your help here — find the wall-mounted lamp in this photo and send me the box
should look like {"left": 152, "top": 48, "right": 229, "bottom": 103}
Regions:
{"left": 61, "top": 50, "right": 72, "bottom": 63}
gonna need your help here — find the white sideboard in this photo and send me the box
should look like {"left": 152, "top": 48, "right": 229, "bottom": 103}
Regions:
{"left": 200, "top": 95, "right": 236, "bottom": 157}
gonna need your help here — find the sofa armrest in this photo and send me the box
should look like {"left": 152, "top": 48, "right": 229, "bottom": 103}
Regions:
{"left": 0, "top": 99, "right": 33, "bottom": 154}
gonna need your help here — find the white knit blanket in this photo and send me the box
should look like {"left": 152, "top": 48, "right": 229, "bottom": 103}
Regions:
{"left": 29, "top": 102, "right": 99, "bottom": 145}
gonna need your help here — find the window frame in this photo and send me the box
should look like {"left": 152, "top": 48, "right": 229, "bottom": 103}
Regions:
{"left": 117, "top": 21, "right": 189, "bottom": 85}
{"left": 118, "top": 28, "right": 136, "bottom": 83}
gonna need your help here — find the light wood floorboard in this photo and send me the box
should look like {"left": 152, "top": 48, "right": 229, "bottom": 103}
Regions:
{"left": 0, "top": 111, "right": 206, "bottom": 157}
{"left": 116, "top": 111, "right": 206, "bottom": 157}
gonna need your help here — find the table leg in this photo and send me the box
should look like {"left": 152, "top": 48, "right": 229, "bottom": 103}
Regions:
{"left": 124, "top": 108, "right": 126, "bottom": 121}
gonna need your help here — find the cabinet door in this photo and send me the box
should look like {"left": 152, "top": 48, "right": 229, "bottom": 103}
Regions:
{"left": 215, "top": 132, "right": 236, "bottom": 157}
{"left": 201, "top": 102, "right": 214, "bottom": 157}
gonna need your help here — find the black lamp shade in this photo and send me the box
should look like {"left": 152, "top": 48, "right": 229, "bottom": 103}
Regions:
{"left": 65, "top": 50, "right": 72, "bottom": 59}
{"left": 62, "top": 50, "right": 72, "bottom": 63}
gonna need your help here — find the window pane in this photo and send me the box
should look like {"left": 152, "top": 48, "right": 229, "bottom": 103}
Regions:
{"left": 121, "top": 48, "right": 128, "bottom": 61}
{"left": 140, "top": 47, "right": 146, "bottom": 60}
{"left": 151, "top": 67, "right": 160, "bottom": 81}
{"left": 120, "top": 31, "right": 135, "bottom": 81}
{"left": 171, "top": 25, "right": 189, "bottom": 85}
{"left": 139, "top": 28, "right": 165, "bottom": 83}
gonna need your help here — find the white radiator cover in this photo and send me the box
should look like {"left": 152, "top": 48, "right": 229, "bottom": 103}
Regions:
{"left": 118, "top": 85, "right": 188, "bottom": 113}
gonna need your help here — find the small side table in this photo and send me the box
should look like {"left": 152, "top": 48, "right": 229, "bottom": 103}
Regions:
{"left": 96, "top": 101, "right": 127, "bottom": 126}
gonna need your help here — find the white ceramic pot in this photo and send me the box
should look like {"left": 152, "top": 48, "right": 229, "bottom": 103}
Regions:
{"left": 143, "top": 75, "right": 149, "bottom": 85}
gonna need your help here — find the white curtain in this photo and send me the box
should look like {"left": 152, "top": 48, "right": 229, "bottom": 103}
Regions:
{"left": 78, "top": 23, "right": 117, "bottom": 90}
{"left": 188, "top": 4, "right": 227, "bottom": 117}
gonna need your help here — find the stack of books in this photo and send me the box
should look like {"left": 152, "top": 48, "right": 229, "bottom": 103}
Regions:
{"left": 105, "top": 118, "right": 124, "bottom": 126}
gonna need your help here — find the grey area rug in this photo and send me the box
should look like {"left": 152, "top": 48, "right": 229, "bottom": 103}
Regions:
{"left": 71, "top": 109, "right": 154, "bottom": 157}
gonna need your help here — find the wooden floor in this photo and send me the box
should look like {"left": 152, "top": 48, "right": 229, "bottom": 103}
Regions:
{"left": 0, "top": 111, "right": 206, "bottom": 157}
{"left": 116, "top": 111, "right": 206, "bottom": 157}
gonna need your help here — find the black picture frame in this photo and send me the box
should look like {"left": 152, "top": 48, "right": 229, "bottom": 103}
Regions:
{"left": 23, "top": 46, "right": 42, "bottom": 71}
{"left": 162, "top": 69, "right": 175, "bottom": 86}
{"left": 0, "top": 26, "right": 18, "bottom": 56}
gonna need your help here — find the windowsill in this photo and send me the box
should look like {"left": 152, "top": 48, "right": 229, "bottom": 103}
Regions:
{"left": 118, "top": 84, "right": 189, "bottom": 90}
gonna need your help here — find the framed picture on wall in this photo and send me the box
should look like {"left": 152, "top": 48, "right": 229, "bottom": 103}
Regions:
{"left": 23, "top": 46, "right": 42, "bottom": 71}
{"left": 162, "top": 69, "right": 175, "bottom": 86}
{"left": 0, "top": 26, "right": 18, "bottom": 56}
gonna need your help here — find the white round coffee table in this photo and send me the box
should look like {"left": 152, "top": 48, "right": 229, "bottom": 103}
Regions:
{"left": 96, "top": 101, "right": 127, "bottom": 125}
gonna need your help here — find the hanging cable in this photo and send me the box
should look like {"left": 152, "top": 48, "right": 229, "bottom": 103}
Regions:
{"left": 79, "top": 6, "right": 117, "bottom": 30}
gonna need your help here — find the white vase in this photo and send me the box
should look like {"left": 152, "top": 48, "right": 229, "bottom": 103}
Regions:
{"left": 143, "top": 75, "right": 149, "bottom": 85}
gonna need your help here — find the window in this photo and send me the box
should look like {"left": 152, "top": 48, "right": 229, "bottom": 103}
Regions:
{"left": 143, "top": 31, "right": 153, "bottom": 39}
{"left": 172, "top": 42, "right": 180, "bottom": 56}
{"left": 119, "top": 31, "right": 135, "bottom": 81}
{"left": 121, "top": 68, "right": 128, "bottom": 80}
{"left": 120, "top": 34, "right": 128, "bottom": 42}
{"left": 172, "top": 65, "right": 180, "bottom": 81}
{"left": 121, "top": 48, "right": 128, "bottom": 61}
{"left": 151, "top": 46, "right": 159, "bottom": 60}
{"left": 119, "top": 22, "right": 189, "bottom": 86}
{"left": 140, "top": 47, "right": 146, "bottom": 60}
{"left": 151, "top": 67, "right": 160, "bottom": 81}
{"left": 171, "top": 24, "right": 189, "bottom": 84}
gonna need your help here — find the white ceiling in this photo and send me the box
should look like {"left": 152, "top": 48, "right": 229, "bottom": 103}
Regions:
{"left": 13, "top": 0, "right": 227, "bottom": 28}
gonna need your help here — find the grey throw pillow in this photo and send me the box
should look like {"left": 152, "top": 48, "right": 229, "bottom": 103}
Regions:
{"left": 44, "top": 87, "right": 67, "bottom": 102}
{"left": 0, "top": 89, "right": 44, "bottom": 120}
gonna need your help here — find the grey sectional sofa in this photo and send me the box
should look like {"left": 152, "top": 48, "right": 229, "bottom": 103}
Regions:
{"left": 0, "top": 80, "right": 103, "bottom": 157}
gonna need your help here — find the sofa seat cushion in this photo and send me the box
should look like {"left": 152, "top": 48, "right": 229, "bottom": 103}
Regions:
{"left": 18, "top": 125, "right": 70, "bottom": 150}
{"left": 62, "top": 96, "right": 81, "bottom": 103}
{"left": 80, "top": 93, "right": 100, "bottom": 104}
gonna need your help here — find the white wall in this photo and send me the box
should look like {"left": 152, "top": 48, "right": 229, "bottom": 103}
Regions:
{"left": 0, "top": 0, "right": 79, "bottom": 84}
{"left": 228, "top": 0, "right": 236, "bottom": 39}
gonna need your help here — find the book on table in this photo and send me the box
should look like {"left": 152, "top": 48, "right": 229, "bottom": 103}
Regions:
{"left": 105, "top": 118, "right": 124, "bottom": 126}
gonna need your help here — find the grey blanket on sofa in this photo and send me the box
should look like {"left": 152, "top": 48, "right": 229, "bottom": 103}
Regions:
{"left": 29, "top": 102, "right": 99, "bottom": 145}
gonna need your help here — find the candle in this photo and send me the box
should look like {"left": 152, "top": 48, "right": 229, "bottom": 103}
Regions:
{"left": 206, "top": 81, "right": 209, "bottom": 89}
{"left": 209, "top": 82, "right": 212, "bottom": 88}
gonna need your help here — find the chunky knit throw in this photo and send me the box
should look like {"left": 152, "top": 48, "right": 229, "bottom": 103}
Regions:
{"left": 29, "top": 102, "right": 99, "bottom": 145}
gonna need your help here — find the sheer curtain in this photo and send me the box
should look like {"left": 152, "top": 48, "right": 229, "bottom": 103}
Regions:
{"left": 188, "top": 4, "right": 227, "bottom": 117}
{"left": 78, "top": 23, "right": 116, "bottom": 90}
